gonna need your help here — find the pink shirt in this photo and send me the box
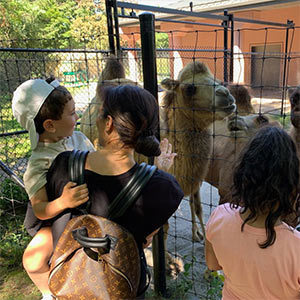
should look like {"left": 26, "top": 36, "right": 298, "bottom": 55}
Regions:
{"left": 206, "top": 203, "right": 300, "bottom": 299}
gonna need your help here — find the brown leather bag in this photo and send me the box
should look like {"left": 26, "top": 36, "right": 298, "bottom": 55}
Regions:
{"left": 48, "top": 150, "right": 156, "bottom": 299}
{"left": 49, "top": 214, "right": 141, "bottom": 300}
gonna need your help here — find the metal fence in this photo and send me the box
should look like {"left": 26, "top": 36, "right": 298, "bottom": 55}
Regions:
{"left": 1, "top": 0, "right": 300, "bottom": 299}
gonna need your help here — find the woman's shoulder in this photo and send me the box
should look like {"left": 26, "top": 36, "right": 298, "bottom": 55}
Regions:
{"left": 150, "top": 169, "right": 183, "bottom": 191}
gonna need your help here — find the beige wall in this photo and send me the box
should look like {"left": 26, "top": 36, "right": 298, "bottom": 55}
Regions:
{"left": 120, "top": 3, "right": 300, "bottom": 87}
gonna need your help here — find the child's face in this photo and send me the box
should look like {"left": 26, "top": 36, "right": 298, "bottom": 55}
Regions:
{"left": 52, "top": 98, "right": 79, "bottom": 139}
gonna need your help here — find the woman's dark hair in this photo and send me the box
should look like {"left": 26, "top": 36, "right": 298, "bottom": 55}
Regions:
{"left": 34, "top": 76, "right": 72, "bottom": 134}
{"left": 231, "top": 126, "right": 299, "bottom": 248}
{"left": 101, "top": 84, "right": 161, "bottom": 157}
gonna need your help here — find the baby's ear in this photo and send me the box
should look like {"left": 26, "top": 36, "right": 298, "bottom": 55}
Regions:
{"left": 43, "top": 119, "right": 56, "bottom": 133}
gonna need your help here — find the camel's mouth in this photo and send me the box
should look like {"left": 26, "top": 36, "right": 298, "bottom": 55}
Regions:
{"left": 215, "top": 104, "right": 236, "bottom": 115}
{"left": 227, "top": 116, "right": 248, "bottom": 136}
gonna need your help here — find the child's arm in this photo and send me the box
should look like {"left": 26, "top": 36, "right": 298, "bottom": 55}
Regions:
{"left": 205, "top": 238, "right": 222, "bottom": 271}
{"left": 30, "top": 182, "right": 89, "bottom": 220}
{"left": 155, "top": 138, "right": 177, "bottom": 172}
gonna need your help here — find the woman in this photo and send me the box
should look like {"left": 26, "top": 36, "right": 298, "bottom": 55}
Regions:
{"left": 205, "top": 126, "right": 300, "bottom": 299}
{"left": 46, "top": 84, "right": 184, "bottom": 298}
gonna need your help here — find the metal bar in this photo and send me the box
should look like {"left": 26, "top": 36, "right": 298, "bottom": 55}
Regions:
{"left": 118, "top": 1, "right": 228, "bottom": 21}
{"left": 223, "top": 10, "right": 228, "bottom": 85}
{"left": 118, "top": 13, "right": 224, "bottom": 28}
{"left": 105, "top": 0, "right": 116, "bottom": 54}
{"left": 116, "top": 1, "right": 289, "bottom": 27}
{"left": 229, "top": 13, "right": 234, "bottom": 83}
{"left": 281, "top": 20, "right": 293, "bottom": 116}
{"left": 112, "top": 0, "right": 121, "bottom": 54}
{"left": 233, "top": 16, "right": 292, "bottom": 28}
{"left": 139, "top": 11, "right": 167, "bottom": 297}
{"left": 0, "top": 160, "right": 25, "bottom": 190}
{"left": 122, "top": 47, "right": 227, "bottom": 53}
{"left": 0, "top": 48, "right": 110, "bottom": 53}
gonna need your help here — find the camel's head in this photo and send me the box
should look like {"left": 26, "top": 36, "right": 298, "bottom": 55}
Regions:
{"left": 227, "top": 114, "right": 280, "bottom": 138}
{"left": 228, "top": 84, "right": 255, "bottom": 115}
{"left": 289, "top": 86, "right": 300, "bottom": 128}
{"left": 161, "top": 61, "right": 236, "bottom": 126}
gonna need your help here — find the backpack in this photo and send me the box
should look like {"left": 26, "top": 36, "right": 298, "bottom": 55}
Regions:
{"left": 48, "top": 150, "right": 156, "bottom": 299}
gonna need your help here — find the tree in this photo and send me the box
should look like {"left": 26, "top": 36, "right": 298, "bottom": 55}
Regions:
{"left": 0, "top": 0, "right": 108, "bottom": 49}
{"left": 70, "top": 0, "right": 108, "bottom": 49}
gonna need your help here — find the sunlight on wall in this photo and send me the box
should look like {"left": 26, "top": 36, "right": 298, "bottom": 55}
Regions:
{"left": 173, "top": 51, "right": 183, "bottom": 79}
{"left": 233, "top": 45, "right": 245, "bottom": 84}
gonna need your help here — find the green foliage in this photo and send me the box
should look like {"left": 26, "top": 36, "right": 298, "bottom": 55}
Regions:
{"left": 206, "top": 271, "right": 224, "bottom": 300}
{"left": 0, "top": 178, "right": 28, "bottom": 212}
{"left": 156, "top": 32, "right": 169, "bottom": 49}
{"left": 171, "top": 256, "right": 194, "bottom": 299}
{"left": 0, "top": 0, "right": 107, "bottom": 49}
{"left": 0, "top": 178, "right": 29, "bottom": 269}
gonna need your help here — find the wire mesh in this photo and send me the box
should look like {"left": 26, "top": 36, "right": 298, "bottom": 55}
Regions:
{"left": 0, "top": 21, "right": 300, "bottom": 300}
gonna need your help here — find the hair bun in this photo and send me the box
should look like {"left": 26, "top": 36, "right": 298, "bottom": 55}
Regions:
{"left": 135, "top": 135, "right": 161, "bottom": 157}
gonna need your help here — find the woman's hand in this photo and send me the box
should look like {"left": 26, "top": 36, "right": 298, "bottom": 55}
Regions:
{"left": 59, "top": 182, "right": 89, "bottom": 209}
{"left": 155, "top": 138, "right": 177, "bottom": 172}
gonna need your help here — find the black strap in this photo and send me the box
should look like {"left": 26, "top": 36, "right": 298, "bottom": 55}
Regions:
{"left": 68, "top": 150, "right": 157, "bottom": 220}
{"left": 68, "top": 150, "right": 89, "bottom": 185}
{"left": 108, "top": 163, "right": 157, "bottom": 220}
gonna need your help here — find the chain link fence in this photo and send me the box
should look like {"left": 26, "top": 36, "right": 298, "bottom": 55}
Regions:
{"left": 1, "top": 20, "right": 300, "bottom": 299}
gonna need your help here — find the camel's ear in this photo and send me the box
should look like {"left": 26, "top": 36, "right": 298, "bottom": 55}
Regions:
{"left": 161, "top": 78, "right": 180, "bottom": 91}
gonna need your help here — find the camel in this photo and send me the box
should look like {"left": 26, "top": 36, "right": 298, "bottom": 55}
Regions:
{"left": 81, "top": 57, "right": 236, "bottom": 242}
{"left": 205, "top": 113, "right": 281, "bottom": 204}
{"left": 160, "top": 63, "right": 236, "bottom": 241}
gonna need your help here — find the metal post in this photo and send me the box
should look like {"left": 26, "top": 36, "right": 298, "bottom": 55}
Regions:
{"left": 112, "top": 0, "right": 121, "bottom": 55}
{"left": 281, "top": 20, "right": 294, "bottom": 116}
{"left": 223, "top": 10, "right": 229, "bottom": 85}
{"left": 139, "top": 12, "right": 167, "bottom": 298}
{"left": 229, "top": 13, "right": 234, "bottom": 83}
{"left": 105, "top": 0, "right": 115, "bottom": 54}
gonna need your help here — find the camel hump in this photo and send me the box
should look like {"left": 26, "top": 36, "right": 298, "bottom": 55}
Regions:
{"left": 99, "top": 55, "right": 125, "bottom": 81}
{"left": 178, "top": 61, "right": 211, "bottom": 82}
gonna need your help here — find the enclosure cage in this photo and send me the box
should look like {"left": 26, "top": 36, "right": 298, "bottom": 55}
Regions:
{"left": 1, "top": 1, "right": 300, "bottom": 299}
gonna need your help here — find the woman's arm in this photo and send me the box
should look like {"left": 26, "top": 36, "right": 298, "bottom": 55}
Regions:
{"left": 205, "top": 238, "right": 222, "bottom": 271}
{"left": 31, "top": 183, "right": 89, "bottom": 220}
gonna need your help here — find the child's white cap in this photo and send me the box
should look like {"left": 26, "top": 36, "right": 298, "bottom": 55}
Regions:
{"left": 12, "top": 79, "right": 60, "bottom": 150}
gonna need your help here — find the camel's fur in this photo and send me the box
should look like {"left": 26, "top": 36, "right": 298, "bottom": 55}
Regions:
{"left": 81, "top": 57, "right": 236, "bottom": 242}
{"left": 228, "top": 84, "right": 255, "bottom": 115}
{"left": 161, "top": 61, "right": 236, "bottom": 240}
{"left": 206, "top": 114, "right": 281, "bottom": 204}
{"left": 205, "top": 84, "right": 256, "bottom": 200}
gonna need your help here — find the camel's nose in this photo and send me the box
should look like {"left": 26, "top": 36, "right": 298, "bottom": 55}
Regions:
{"left": 215, "top": 85, "right": 236, "bottom": 107}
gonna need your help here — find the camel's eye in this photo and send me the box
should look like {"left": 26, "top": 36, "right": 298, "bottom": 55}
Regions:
{"left": 256, "top": 115, "right": 268, "bottom": 125}
{"left": 184, "top": 84, "right": 197, "bottom": 97}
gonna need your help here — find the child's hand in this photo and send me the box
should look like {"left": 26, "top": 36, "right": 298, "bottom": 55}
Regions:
{"left": 60, "top": 182, "right": 89, "bottom": 209}
{"left": 155, "top": 138, "right": 177, "bottom": 172}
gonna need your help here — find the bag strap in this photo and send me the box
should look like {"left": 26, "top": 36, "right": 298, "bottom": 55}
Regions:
{"left": 68, "top": 150, "right": 157, "bottom": 220}
{"left": 108, "top": 162, "right": 157, "bottom": 220}
{"left": 68, "top": 150, "right": 89, "bottom": 185}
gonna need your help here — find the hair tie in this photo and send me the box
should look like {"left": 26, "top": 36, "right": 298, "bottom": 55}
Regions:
{"left": 49, "top": 79, "right": 60, "bottom": 88}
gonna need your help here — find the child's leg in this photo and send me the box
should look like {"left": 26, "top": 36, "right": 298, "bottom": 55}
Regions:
{"left": 23, "top": 226, "right": 53, "bottom": 297}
